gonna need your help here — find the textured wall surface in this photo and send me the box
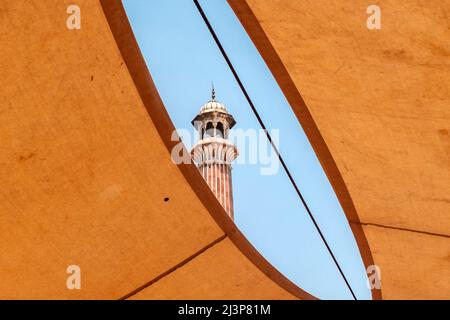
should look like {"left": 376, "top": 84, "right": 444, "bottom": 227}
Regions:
{"left": 231, "top": 0, "right": 450, "bottom": 299}
{"left": 3, "top": 0, "right": 446, "bottom": 300}
{"left": 0, "top": 0, "right": 311, "bottom": 299}
{"left": 130, "top": 238, "right": 295, "bottom": 300}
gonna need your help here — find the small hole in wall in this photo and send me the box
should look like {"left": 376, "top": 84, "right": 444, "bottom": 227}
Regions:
{"left": 164, "top": 197, "right": 170, "bottom": 202}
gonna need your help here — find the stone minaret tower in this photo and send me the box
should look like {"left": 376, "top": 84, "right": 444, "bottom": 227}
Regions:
{"left": 191, "top": 87, "right": 238, "bottom": 219}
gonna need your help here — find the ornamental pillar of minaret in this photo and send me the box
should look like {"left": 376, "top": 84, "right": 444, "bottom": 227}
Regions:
{"left": 191, "top": 87, "right": 238, "bottom": 219}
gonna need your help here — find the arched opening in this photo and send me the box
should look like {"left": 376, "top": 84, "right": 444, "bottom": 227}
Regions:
{"left": 204, "top": 122, "right": 214, "bottom": 138}
{"left": 123, "top": 0, "right": 377, "bottom": 300}
{"left": 216, "top": 122, "right": 224, "bottom": 138}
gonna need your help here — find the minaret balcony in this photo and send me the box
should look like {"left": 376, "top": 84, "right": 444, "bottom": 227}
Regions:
{"left": 191, "top": 138, "right": 238, "bottom": 165}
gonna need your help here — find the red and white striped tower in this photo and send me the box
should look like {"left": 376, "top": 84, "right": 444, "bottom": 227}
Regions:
{"left": 191, "top": 87, "right": 238, "bottom": 219}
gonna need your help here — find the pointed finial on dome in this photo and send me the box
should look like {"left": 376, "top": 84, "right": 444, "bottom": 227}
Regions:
{"left": 211, "top": 82, "right": 216, "bottom": 101}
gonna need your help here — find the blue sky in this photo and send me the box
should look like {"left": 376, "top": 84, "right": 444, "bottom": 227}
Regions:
{"left": 123, "top": 0, "right": 371, "bottom": 300}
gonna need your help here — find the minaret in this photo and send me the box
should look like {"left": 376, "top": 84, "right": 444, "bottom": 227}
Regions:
{"left": 191, "top": 86, "right": 238, "bottom": 219}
